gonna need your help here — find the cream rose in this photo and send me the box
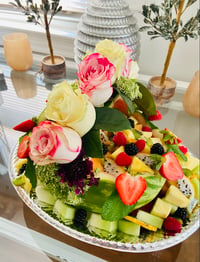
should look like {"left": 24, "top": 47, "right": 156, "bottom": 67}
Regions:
{"left": 29, "top": 121, "right": 82, "bottom": 165}
{"left": 44, "top": 81, "right": 96, "bottom": 136}
{"left": 95, "top": 39, "right": 139, "bottom": 81}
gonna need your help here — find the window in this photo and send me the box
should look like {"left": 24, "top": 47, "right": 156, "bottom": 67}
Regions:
{"left": 0, "top": 0, "right": 87, "bottom": 69}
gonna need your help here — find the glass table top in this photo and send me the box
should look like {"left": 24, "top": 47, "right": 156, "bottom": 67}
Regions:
{"left": 0, "top": 50, "right": 199, "bottom": 262}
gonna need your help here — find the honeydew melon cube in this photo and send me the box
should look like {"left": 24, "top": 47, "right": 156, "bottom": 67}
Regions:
{"left": 53, "top": 199, "right": 75, "bottom": 223}
{"left": 118, "top": 220, "right": 140, "bottom": 236}
{"left": 150, "top": 198, "right": 172, "bottom": 218}
{"left": 35, "top": 185, "right": 56, "bottom": 205}
{"left": 161, "top": 197, "right": 178, "bottom": 214}
{"left": 87, "top": 213, "right": 118, "bottom": 238}
{"left": 136, "top": 210, "right": 164, "bottom": 229}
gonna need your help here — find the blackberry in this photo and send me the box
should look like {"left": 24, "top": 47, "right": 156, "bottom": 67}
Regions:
{"left": 73, "top": 208, "right": 87, "bottom": 229}
{"left": 102, "top": 143, "right": 108, "bottom": 155}
{"left": 173, "top": 207, "right": 189, "bottom": 226}
{"left": 150, "top": 143, "right": 164, "bottom": 155}
{"left": 124, "top": 143, "right": 139, "bottom": 156}
{"left": 18, "top": 164, "right": 27, "bottom": 175}
{"left": 128, "top": 118, "right": 135, "bottom": 128}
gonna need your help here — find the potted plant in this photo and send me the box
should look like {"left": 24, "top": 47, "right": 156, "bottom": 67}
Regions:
{"left": 140, "top": 0, "right": 199, "bottom": 104}
{"left": 11, "top": 0, "right": 66, "bottom": 79}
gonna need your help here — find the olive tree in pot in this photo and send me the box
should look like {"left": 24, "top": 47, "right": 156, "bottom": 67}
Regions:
{"left": 11, "top": 0, "right": 66, "bottom": 79}
{"left": 140, "top": 0, "right": 200, "bottom": 104}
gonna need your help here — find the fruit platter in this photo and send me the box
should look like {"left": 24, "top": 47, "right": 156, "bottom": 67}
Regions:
{"left": 9, "top": 40, "right": 199, "bottom": 252}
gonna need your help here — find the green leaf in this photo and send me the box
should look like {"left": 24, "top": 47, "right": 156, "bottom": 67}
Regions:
{"left": 82, "top": 129, "right": 103, "bottom": 158}
{"left": 134, "top": 82, "right": 157, "bottom": 117}
{"left": 119, "top": 91, "right": 136, "bottom": 114}
{"left": 102, "top": 175, "right": 165, "bottom": 221}
{"left": 25, "top": 158, "right": 37, "bottom": 188}
{"left": 167, "top": 144, "right": 188, "bottom": 161}
{"left": 93, "top": 107, "right": 131, "bottom": 132}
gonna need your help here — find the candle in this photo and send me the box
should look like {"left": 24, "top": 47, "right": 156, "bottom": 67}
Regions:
{"left": 3, "top": 32, "right": 33, "bottom": 71}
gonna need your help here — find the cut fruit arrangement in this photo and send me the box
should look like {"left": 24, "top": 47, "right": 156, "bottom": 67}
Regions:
{"left": 11, "top": 39, "right": 199, "bottom": 245}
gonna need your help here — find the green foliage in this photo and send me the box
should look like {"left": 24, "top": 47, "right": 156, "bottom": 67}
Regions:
{"left": 140, "top": 0, "right": 200, "bottom": 41}
{"left": 25, "top": 158, "right": 37, "bottom": 188}
{"left": 10, "top": 0, "right": 62, "bottom": 26}
{"left": 115, "top": 77, "right": 142, "bottom": 101}
{"left": 102, "top": 175, "right": 166, "bottom": 221}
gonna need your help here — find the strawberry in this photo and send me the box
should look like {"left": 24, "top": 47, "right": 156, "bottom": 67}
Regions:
{"left": 17, "top": 135, "right": 30, "bottom": 158}
{"left": 113, "top": 131, "right": 127, "bottom": 146}
{"left": 115, "top": 152, "right": 132, "bottom": 166}
{"left": 13, "top": 119, "right": 36, "bottom": 132}
{"left": 159, "top": 151, "right": 184, "bottom": 180}
{"left": 113, "top": 97, "right": 128, "bottom": 115}
{"left": 179, "top": 145, "right": 188, "bottom": 154}
{"left": 148, "top": 110, "right": 163, "bottom": 121}
{"left": 142, "top": 126, "right": 152, "bottom": 132}
{"left": 115, "top": 173, "right": 147, "bottom": 205}
{"left": 135, "top": 139, "right": 146, "bottom": 152}
{"left": 163, "top": 217, "right": 182, "bottom": 233}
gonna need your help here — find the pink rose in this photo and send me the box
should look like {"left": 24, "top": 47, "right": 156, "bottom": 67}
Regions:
{"left": 29, "top": 121, "right": 82, "bottom": 165}
{"left": 119, "top": 43, "right": 139, "bottom": 79}
{"left": 77, "top": 53, "right": 116, "bottom": 106}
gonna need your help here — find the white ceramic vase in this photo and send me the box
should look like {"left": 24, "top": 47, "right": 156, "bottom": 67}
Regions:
{"left": 74, "top": 0, "right": 140, "bottom": 65}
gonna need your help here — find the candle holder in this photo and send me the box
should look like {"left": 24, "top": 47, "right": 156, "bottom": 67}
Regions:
{"left": 3, "top": 32, "right": 33, "bottom": 71}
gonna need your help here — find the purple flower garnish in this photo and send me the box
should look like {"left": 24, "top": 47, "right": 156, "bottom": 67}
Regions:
{"left": 57, "top": 149, "right": 99, "bottom": 194}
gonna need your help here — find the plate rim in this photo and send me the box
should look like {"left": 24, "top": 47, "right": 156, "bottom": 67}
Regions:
{"left": 8, "top": 143, "right": 200, "bottom": 253}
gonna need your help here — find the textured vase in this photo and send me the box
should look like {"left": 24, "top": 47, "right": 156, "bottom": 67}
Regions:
{"left": 183, "top": 71, "right": 200, "bottom": 118}
{"left": 74, "top": 0, "right": 140, "bottom": 65}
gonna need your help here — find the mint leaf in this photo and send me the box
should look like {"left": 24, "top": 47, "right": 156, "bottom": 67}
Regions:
{"left": 102, "top": 175, "right": 165, "bottom": 221}
{"left": 167, "top": 144, "right": 187, "bottom": 161}
{"left": 149, "top": 154, "right": 164, "bottom": 171}
{"left": 82, "top": 129, "right": 103, "bottom": 158}
{"left": 93, "top": 107, "right": 131, "bottom": 131}
{"left": 134, "top": 81, "right": 157, "bottom": 117}
{"left": 25, "top": 158, "right": 37, "bottom": 188}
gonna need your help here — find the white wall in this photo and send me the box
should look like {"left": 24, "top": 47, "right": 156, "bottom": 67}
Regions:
{"left": 127, "top": 0, "right": 199, "bottom": 82}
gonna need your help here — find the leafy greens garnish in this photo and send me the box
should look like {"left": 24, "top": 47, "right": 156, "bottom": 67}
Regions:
{"left": 167, "top": 144, "right": 187, "bottom": 161}
{"left": 102, "top": 175, "right": 165, "bottom": 221}
{"left": 25, "top": 158, "right": 37, "bottom": 188}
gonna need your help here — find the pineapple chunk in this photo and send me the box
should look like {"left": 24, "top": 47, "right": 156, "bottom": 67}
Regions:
{"left": 130, "top": 156, "right": 154, "bottom": 175}
{"left": 110, "top": 146, "right": 124, "bottom": 160}
{"left": 123, "top": 130, "right": 136, "bottom": 143}
{"left": 165, "top": 185, "right": 190, "bottom": 208}
{"left": 151, "top": 198, "right": 172, "bottom": 218}
{"left": 135, "top": 124, "right": 142, "bottom": 131}
{"left": 152, "top": 129, "right": 163, "bottom": 139}
{"left": 151, "top": 137, "right": 163, "bottom": 145}
{"left": 141, "top": 143, "right": 151, "bottom": 154}
{"left": 141, "top": 131, "right": 153, "bottom": 139}
{"left": 162, "top": 197, "right": 178, "bottom": 214}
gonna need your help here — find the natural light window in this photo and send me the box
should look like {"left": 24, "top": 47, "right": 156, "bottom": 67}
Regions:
{"left": 0, "top": 0, "right": 87, "bottom": 12}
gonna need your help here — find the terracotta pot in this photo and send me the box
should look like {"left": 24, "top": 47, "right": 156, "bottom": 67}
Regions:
{"left": 183, "top": 71, "right": 199, "bottom": 118}
{"left": 147, "top": 76, "right": 176, "bottom": 105}
{"left": 41, "top": 55, "right": 66, "bottom": 79}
